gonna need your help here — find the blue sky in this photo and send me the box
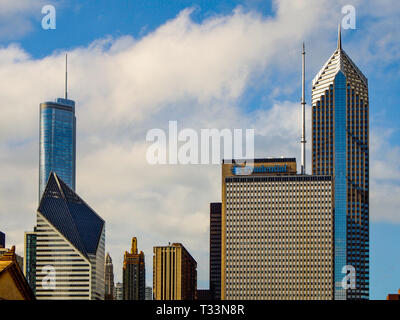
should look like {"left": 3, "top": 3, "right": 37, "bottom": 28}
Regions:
{"left": 0, "top": 0, "right": 399, "bottom": 300}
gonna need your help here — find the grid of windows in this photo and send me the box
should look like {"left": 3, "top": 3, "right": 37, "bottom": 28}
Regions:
{"left": 39, "top": 99, "right": 76, "bottom": 200}
{"left": 223, "top": 176, "right": 333, "bottom": 300}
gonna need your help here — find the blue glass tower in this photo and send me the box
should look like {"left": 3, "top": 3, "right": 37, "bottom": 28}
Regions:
{"left": 39, "top": 97, "right": 76, "bottom": 199}
{"left": 312, "top": 28, "right": 369, "bottom": 299}
{"left": 39, "top": 55, "right": 76, "bottom": 200}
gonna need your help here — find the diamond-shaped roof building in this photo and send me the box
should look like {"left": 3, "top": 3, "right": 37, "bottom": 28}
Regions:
{"left": 38, "top": 172, "right": 105, "bottom": 259}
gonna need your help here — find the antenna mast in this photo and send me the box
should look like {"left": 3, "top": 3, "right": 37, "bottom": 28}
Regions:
{"left": 300, "top": 43, "right": 306, "bottom": 175}
{"left": 65, "top": 53, "right": 68, "bottom": 99}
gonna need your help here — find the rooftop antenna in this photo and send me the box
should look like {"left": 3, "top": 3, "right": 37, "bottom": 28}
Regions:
{"left": 337, "top": 23, "right": 342, "bottom": 50}
{"left": 300, "top": 43, "right": 306, "bottom": 175}
{"left": 65, "top": 53, "right": 68, "bottom": 99}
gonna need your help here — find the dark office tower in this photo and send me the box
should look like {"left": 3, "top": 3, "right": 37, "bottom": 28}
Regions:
{"left": 39, "top": 55, "right": 76, "bottom": 200}
{"left": 312, "top": 27, "right": 369, "bottom": 300}
{"left": 104, "top": 253, "right": 114, "bottom": 300}
{"left": 24, "top": 231, "right": 37, "bottom": 294}
{"left": 209, "top": 202, "right": 221, "bottom": 300}
{"left": 0, "top": 231, "right": 5, "bottom": 248}
{"left": 35, "top": 172, "right": 105, "bottom": 300}
{"left": 123, "top": 237, "right": 145, "bottom": 300}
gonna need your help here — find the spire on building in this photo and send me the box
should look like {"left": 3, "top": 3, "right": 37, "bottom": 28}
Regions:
{"left": 65, "top": 53, "right": 68, "bottom": 99}
{"left": 131, "top": 237, "right": 138, "bottom": 254}
{"left": 337, "top": 23, "right": 342, "bottom": 50}
{"left": 300, "top": 42, "right": 306, "bottom": 175}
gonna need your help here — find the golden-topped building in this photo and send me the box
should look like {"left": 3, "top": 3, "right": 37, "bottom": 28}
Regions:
{"left": 0, "top": 246, "right": 35, "bottom": 300}
{"left": 123, "top": 237, "right": 145, "bottom": 300}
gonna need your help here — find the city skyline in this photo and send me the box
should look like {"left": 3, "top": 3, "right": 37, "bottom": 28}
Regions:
{"left": 0, "top": 1, "right": 399, "bottom": 299}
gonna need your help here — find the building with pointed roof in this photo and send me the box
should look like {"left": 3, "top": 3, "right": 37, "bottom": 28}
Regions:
{"left": 34, "top": 172, "right": 105, "bottom": 300}
{"left": 0, "top": 246, "right": 35, "bottom": 300}
{"left": 104, "top": 252, "right": 114, "bottom": 300}
{"left": 312, "top": 26, "right": 369, "bottom": 300}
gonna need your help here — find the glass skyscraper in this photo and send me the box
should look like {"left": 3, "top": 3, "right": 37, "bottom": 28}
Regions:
{"left": 311, "top": 28, "right": 369, "bottom": 299}
{"left": 39, "top": 97, "right": 76, "bottom": 200}
{"left": 23, "top": 231, "right": 37, "bottom": 294}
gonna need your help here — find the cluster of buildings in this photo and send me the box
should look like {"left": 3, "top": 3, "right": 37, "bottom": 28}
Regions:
{"left": 0, "top": 28, "right": 394, "bottom": 300}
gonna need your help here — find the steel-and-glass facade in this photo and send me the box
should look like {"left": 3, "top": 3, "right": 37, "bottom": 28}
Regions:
{"left": 24, "top": 231, "right": 37, "bottom": 294}
{"left": 39, "top": 98, "right": 76, "bottom": 200}
{"left": 312, "top": 40, "right": 369, "bottom": 299}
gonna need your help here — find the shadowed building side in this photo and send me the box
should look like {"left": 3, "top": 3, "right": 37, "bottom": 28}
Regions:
{"left": 210, "top": 202, "right": 221, "bottom": 300}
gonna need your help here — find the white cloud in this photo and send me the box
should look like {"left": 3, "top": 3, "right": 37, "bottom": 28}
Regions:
{"left": 0, "top": 0, "right": 48, "bottom": 39}
{"left": 0, "top": 0, "right": 399, "bottom": 287}
{"left": 370, "top": 128, "right": 400, "bottom": 222}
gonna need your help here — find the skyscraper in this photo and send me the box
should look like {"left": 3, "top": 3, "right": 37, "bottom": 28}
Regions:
{"left": 312, "top": 27, "right": 369, "bottom": 300}
{"left": 145, "top": 286, "right": 153, "bottom": 300}
{"left": 24, "top": 231, "right": 37, "bottom": 294}
{"left": 153, "top": 243, "right": 197, "bottom": 300}
{"left": 123, "top": 237, "right": 145, "bottom": 300}
{"left": 209, "top": 202, "right": 221, "bottom": 300}
{"left": 0, "top": 231, "right": 5, "bottom": 248}
{"left": 104, "top": 252, "right": 114, "bottom": 300}
{"left": 34, "top": 172, "right": 105, "bottom": 300}
{"left": 39, "top": 55, "right": 76, "bottom": 200}
{"left": 221, "top": 158, "right": 334, "bottom": 299}
{"left": 114, "top": 282, "right": 123, "bottom": 300}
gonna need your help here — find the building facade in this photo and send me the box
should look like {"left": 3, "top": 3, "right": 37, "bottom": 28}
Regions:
{"left": 24, "top": 231, "right": 37, "bottom": 294}
{"left": 0, "top": 231, "right": 5, "bottom": 248}
{"left": 209, "top": 202, "right": 221, "bottom": 300}
{"left": 114, "top": 282, "right": 123, "bottom": 300}
{"left": 196, "top": 289, "right": 213, "bottom": 300}
{"left": 39, "top": 97, "right": 76, "bottom": 200}
{"left": 221, "top": 158, "right": 334, "bottom": 300}
{"left": 34, "top": 172, "right": 105, "bottom": 300}
{"left": 311, "top": 29, "right": 369, "bottom": 299}
{"left": 145, "top": 286, "right": 153, "bottom": 300}
{"left": 0, "top": 247, "right": 36, "bottom": 300}
{"left": 153, "top": 243, "right": 197, "bottom": 300}
{"left": 123, "top": 237, "right": 145, "bottom": 300}
{"left": 104, "top": 253, "right": 114, "bottom": 300}
{"left": 386, "top": 289, "right": 400, "bottom": 300}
